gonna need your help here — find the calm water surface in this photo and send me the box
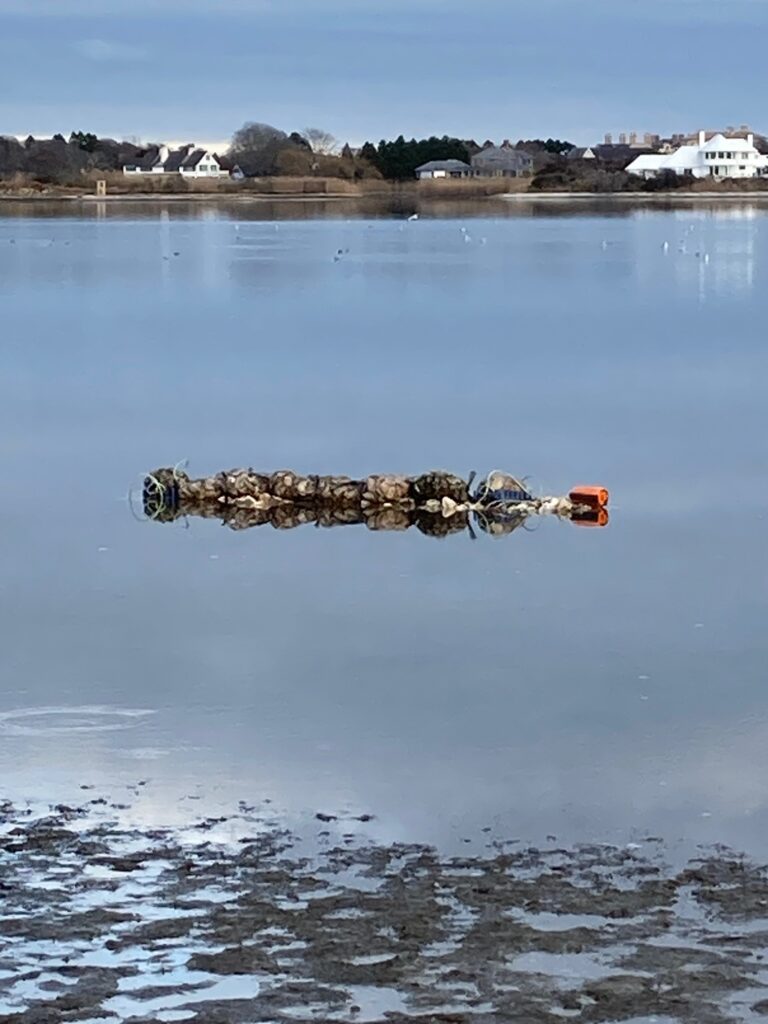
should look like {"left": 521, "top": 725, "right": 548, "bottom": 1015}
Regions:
{"left": 1, "top": 199, "right": 766, "bottom": 853}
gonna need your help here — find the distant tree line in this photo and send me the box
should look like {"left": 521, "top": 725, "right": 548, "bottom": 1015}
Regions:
{"left": 518, "top": 138, "right": 575, "bottom": 155}
{"left": 1, "top": 122, "right": 610, "bottom": 188}
{"left": 357, "top": 136, "right": 470, "bottom": 180}
{"left": 0, "top": 124, "right": 381, "bottom": 184}
{"left": 355, "top": 135, "right": 577, "bottom": 180}
{"left": 0, "top": 133, "right": 149, "bottom": 183}
{"left": 226, "top": 122, "right": 379, "bottom": 179}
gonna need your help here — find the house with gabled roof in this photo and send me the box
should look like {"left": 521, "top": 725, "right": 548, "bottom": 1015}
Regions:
{"left": 415, "top": 159, "right": 472, "bottom": 179}
{"left": 471, "top": 143, "right": 533, "bottom": 178}
{"left": 627, "top": 131, "right": 768, "bottom": 180}
{"left": 123, "top": 144, "right": 235, "bottom": 178}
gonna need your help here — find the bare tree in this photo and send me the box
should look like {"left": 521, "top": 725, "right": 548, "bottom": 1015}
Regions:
{"left": 229, "top": 121, "right": 288, "bottom": 176}
{"left": 302, "top": 127, "right": 338, "bottom": 155}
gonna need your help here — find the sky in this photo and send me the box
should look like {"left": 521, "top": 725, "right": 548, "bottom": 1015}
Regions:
{"left": 2, "top": 0, "right": 768, "bottom": 146}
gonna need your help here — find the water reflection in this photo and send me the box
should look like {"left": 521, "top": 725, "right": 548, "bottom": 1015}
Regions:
{"left": 1, "top": 201, "right": 766, "bottom": 857}
{"left": 141, "top": 466, "right": 609, "bottom": 537}
{"left": 662, "top": 208, "right": 759, "bottom": 299}
{"left": 6, "top": 195, "right": 768, "bottom": 223}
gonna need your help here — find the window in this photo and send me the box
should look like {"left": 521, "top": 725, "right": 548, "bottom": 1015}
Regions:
{"left": 740, "top": 166, "right": 746, "bottom": 170}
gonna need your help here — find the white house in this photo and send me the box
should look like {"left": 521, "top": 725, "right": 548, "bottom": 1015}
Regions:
{"left": 123, "top": 144, "right": 232, "bottom": 178}
{"left": 414, "top": 159, "right": 472, "bottom": 180}
{"left": 627, "top": 131, "right": 768, "bottom": 180}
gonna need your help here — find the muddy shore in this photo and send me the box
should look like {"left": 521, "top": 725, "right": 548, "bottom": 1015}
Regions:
{"left": 2, "top": 798, "right": 768, "bottom": 1023}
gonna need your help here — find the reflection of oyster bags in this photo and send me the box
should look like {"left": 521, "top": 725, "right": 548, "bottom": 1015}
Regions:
{"left": 141, "top": 467, "right": 609, "bottom": 537}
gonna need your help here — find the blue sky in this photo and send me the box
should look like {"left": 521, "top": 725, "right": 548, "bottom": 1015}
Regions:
{"left": 2, "top": 0, "right": 767, "bottom": 146}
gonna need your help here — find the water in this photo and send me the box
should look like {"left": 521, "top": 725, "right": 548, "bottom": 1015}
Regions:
{"left": 1, "top": 198, "right": 766, "bottom": 855}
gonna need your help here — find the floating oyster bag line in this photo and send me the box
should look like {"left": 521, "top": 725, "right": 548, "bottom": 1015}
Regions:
{"left": 141, "top": 467, "right": 610, "bottom": 536}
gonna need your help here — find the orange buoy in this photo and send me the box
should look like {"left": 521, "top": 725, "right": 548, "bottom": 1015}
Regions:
{"left": 572, "top": 507, "right": 610, "bottom": 528}
{"left": 569, "top": 485, "right": 609, "bottom": 509}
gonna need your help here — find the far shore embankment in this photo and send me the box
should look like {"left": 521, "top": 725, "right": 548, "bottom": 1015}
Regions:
{"left": 502, "top": 190, "right": 768, "bottom": 202}
{"left": 4, "top": 176, "right": 768, "bottom": 204}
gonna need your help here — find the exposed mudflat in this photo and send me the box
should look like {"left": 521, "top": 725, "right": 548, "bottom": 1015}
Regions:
{"left": 2, "top": 799, "right": 768, "bottom": 1023}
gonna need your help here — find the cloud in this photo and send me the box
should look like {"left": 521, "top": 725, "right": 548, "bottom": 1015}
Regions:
{"left": 74, "top": 38, "right": 147, "bottom": 61}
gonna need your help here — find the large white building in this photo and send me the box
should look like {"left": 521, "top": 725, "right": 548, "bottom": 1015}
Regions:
{"left": 627, "top": 131, "right": 768, "bottom": 180}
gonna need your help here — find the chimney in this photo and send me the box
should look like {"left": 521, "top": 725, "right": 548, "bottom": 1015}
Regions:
{"left": 629, "top": 131, "right": 637, "bottom": 145}
{"left": 619, "top": 132, "right": 627, "bottom": 145}
{"left": 604, "top": 132, "right": 612, "bottom": 145}
{"left": 698, "top": 130, "right": 706, "bottom": 146}
{"left": 748, "top": 133, "right": 754, "bottom": 147}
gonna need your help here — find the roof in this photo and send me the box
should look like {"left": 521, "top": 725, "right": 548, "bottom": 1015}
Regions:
{"left": 415, "top": 159, "right": 471, "bottom": 172}
{"left": 702, "top": 133, "right": 756, "bottom": 152}
{"left": 625, "top": 154, "right": 663, "bottom": 172}
{"left": 626, "top": 147, "right": 700, "bottom": 173}
{"left": 163, "top": 145, "right": 193, "bottom": 172}
{"left": 134, "top": 147, "right": 160, "bottom": 170}
{"left": 123, "top": 144, "right": 233, "bottom": 173}
{"left": 180, "top": 148, "right": 208, "bottom": 170}
{"left": 592, "top": 143, "right": 651, "bottom": 161}
{"left": 666, "top": 145, "right": 701, "bottom": 170}
{"left": 471, "top": 146, "right": 532, "bottom": 166}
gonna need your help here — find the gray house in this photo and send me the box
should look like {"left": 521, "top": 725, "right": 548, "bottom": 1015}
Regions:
{"left": 567, "top": 147, "right": 597, "bottom": 161}
{"left": 471, "top": 145, "right": 533, "bottom": 178}
{"left": 415, "top": 159, "right": 472, "bottom": 180}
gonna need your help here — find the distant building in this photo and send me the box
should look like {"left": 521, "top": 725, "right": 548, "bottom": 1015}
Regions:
{"left": 626, "top": 131, "right": 768, "bottom": 180}
{"left": 570, "top": 144, "right": 653, "bottom": 168}
{"left": 415, "top": 159, "right": 472, "bottom": 180}
{"left": 216, "top": 155, "right": 245, "bottom": 180}
{"left": 123, "top": 144, "right": 233, "bottom": 178}
{"left": 471, "top": 145, "right": 533, "bottom": 178}
{"left": 601, "top": 132, "right": 658, "bottom": 151}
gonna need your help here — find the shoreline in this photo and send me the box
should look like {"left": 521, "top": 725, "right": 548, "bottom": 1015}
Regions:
{"left": 505, "top": 190, "right": 768, "bottom": 201}
{"left": 0, "top": 191, "right": 364, "bottom": 203}
{"left": 4, "top": 188, "right": 768, "bottom": 204}
{"left": 4, "top": 188, "right": 768, "bottom": 207}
